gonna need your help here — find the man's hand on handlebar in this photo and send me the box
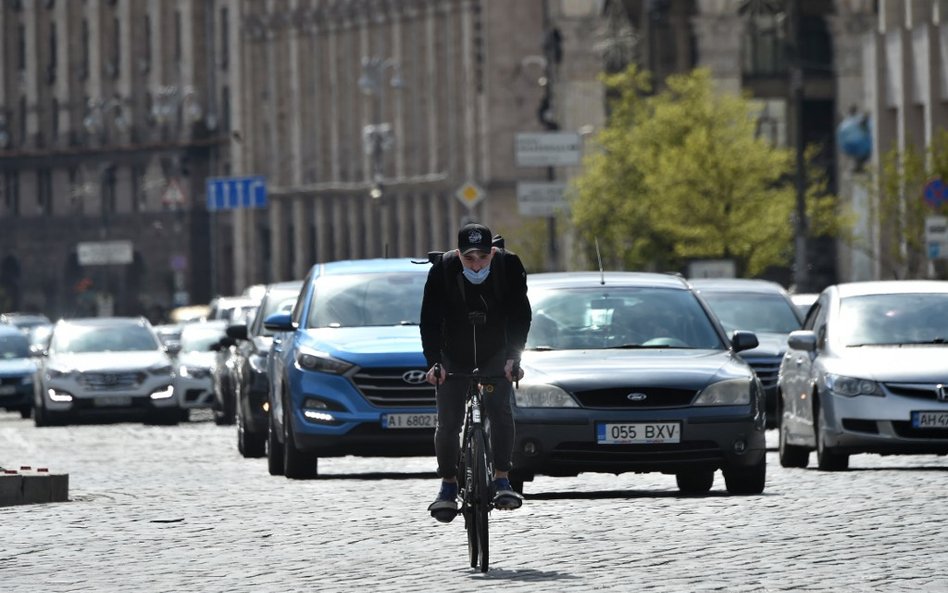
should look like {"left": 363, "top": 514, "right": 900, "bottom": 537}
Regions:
{"left": 427, "top": 363, "right": 446, "bottom": 386}
{"left": 504, "top": 359, "right": 524, "bottom": 384}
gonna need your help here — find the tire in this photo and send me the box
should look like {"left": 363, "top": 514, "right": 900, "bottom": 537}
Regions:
{"left": 462, "top": 448, "right": 478, "bottom": 569}
{"left": 147, "top": 409, "right": 180, "bottom": 426}
{"left": 267, "top": 410, "right": 285, "bottom": 476}
{"left": 723, "top": 457, "right": 766, "bottom": 495}
{"left": 18, "top": 406, "right": 32, "bottom": 419}
{"left": 33, "top": 403, "right": 48, "bottom": 427}
{"left": 778, "top": 410, "right": 810, "bottom": 468}
{"left": 675, "top": 469, "right": 714, "bottom": 494}
{"left": 283, "top": 403, "right": 318, "bottom": 479}
{"left": 471, "top": 428, "right": 490, "bottom": 573}
{"left": 238, "top": 406, "right": 266, "bottom": 458}
{"left": 816, "top": 404, "right": 849, "bottom": 471}
{"left": 178, "top": 408, "right": 190, "bottom": 422}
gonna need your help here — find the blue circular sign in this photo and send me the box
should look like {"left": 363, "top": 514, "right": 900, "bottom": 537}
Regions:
{"left": 924, "top": 177, "right": 948, "bottom": 209}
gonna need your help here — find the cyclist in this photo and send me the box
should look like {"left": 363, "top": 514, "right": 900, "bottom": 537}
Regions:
{"left": 420, "top": 222, "right": 532, "bottom": 522}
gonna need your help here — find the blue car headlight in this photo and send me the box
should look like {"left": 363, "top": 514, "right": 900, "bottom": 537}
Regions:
{"left": 513, "top": 383, "right": 579, "bottom": 408}
{"left": 694, "top": 378, "right": 752, "bottom": 406}
{"left": 822, "top": 373, "right": 883, "bottom": 397}
{"left": 295, "top": 348, "right": 353, "bottom": 374}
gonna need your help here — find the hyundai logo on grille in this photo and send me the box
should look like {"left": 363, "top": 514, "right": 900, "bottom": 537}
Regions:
{"left": 402, "top": 370, "right": 428, "bottom": 385}
{"left": 938, "top": 384, "right": 947, "bottom": 402}
{"left": 626, "top": 392, "right": 648, "bottom": 401}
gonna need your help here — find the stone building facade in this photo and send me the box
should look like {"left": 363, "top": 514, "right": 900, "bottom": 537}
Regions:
{"left": 0, "top": 0, "right": 229, "bottom": 318}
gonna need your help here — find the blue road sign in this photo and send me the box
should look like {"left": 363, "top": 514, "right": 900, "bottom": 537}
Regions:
{"left": 206, "top": 176, "right": 268, "bottom": 211}
{"left": 924, "top": 177, "right": 947, "bottom": 209}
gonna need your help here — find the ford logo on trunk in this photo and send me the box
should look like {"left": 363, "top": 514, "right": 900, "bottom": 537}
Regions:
{"left": 402, "top": 370, "right": 428, "bottom": 385}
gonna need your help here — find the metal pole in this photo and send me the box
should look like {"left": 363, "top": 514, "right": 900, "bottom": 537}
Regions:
{"left": 788, "top": 0, "right": 809, "bottom": 291}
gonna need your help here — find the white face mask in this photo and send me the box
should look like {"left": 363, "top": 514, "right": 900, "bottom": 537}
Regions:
{"left": 462, "top": 266, "right": 491, "bottom": 285}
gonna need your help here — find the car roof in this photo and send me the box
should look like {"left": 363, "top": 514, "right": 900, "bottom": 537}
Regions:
{"left": 527, "top": 271, "right": 691, "bottom": 289}
{"left": 834, "top": 280, "right": 948, "bottom": 298}
{"left": 312, "top": 258, "right": 429, "bottom": 276}
{"left": 55, "top": 317, "right": 150, "bottom": 328}
{"left": 0, "top": 325, "right": 27, "bottom": 337}
{"left": 689, "top": 278, "right": 790, "bottom": 294}
{"left": 266, "top": 280, "right": 305, "bottom": 293}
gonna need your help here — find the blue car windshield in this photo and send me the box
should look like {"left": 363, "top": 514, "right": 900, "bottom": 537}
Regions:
{"left": 526, "top": 286, "right": 724, "bottom": 350}
{"left": 838, "top": 293, "right": 948, "bottom": 346}
{"left": 308, "top": 272, "right": 427, "bottom": 328}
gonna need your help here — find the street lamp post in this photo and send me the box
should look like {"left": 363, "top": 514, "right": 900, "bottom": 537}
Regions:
{"left": 358, "top": 57, "right": 402, "bottom": 201}
{"left": 743, "top": 0, "right": 809, "bottom": 291}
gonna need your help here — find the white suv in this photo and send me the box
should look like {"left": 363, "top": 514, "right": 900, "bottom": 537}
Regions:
{"left": 34, "top": 317, "right": 179, "bottom": 426}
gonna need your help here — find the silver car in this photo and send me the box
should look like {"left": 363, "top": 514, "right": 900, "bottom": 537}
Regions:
{"left": 34, "top": 317, "right": 179, "bottom": 426}
{"left": 777, "top": 281, "right": 948, "bottom": 470}
{"left": 173, "top": 320, "right": 228, "bottom": 412}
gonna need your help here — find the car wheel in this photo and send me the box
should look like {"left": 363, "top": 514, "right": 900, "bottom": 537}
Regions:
{"left": 267, "top": 410, "right": 285, "bottom": 476}
{"left": 816, "top": 404, "right": 849, "bottom": 471}
{"left": 34, "top": 404, "right": 65, "bottom": 427}
{"left": 237, "top": 406, "right": 266, "bottom": 459}
{"left": 283, "top": 402, "right": 318, "bottom": 479}
{"left": 778, "top": 407, "right": 809, "bottom": 468}
{"left": 723, "top": 457, "right": 766, "bottom": 495}
{"left": 33, "top": 402, "right": 48, "bottom": 427}
{"left": 18, "top": 406, "right": 32, "bottom": 419}
{"left": 178, "top": 408, "right": 190, "bottom": 422}
{"left": 146, "top": 409, "right": 180, "bottom": 426}
{"left": 675, "top": 470, "right": 714, "bottom": 494}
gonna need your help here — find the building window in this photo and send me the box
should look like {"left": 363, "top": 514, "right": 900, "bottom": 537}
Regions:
{"left": 51, "top": 97, "right": 60, "bottom": 140}
{"left": 38, "top": 169, "right": 53, "bottom": 216}
{"left": 17, "top": 24, "right": 26, "bottom": 71}
{"left": 142, "top": 14, "right": 152, "bottom": 74}
{"left": 174, "top": 11, "right": 182, "bottom": 64}
{"left": 102, "top": 167, "right": 117, "bottom": 220}
{"left": 18, "top": 96, "right": 26, "bottom": 145}
{"left": 48, "top": 22, "right": 58, "bottom": 84}
{"left": 80, "top": 19, "right": 90, "bottom": 80}
{"left": 131, "top": 165, "right": 144, "bottom": 213}
{"left": 742, "top": 13, "right": 786, "bottom": 78}
{"left": 220, "top": 7, "right": 229, "bottom": 70}
{"left": 5, "top": 172, "right": 20, "bottom": 217}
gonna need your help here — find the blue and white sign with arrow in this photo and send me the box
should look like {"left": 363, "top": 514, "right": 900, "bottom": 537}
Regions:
{"left": 206, "top": 176, "right": 268, "bottom": 211}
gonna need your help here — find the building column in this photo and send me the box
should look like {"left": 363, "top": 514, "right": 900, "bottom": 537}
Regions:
{"left": 829, "top": 7, "right": 876, "bottom": 282}
{"left": 691, "top": 3, "right": 744, "bottom": 94}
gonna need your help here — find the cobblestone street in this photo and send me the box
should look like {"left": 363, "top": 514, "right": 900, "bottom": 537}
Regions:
{"left": 2, "top": 410, "right": 947, "bottom": 592}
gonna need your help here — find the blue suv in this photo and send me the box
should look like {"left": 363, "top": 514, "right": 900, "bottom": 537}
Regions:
{"left": 264, "top": 259, "right": 435, "bottom": 478}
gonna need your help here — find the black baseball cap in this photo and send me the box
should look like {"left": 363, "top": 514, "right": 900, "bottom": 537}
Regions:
{"left": 458, "top": 223, "right": 493, "bottom": 255}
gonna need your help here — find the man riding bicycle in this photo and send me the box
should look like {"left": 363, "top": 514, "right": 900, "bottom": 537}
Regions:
{"left": 420, "top": 223, "right": 532, "bottom": 522}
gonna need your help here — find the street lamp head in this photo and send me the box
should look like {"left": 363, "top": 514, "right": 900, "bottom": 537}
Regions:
{"left": 369, "top": 184, "right": 383, "bottom": 200}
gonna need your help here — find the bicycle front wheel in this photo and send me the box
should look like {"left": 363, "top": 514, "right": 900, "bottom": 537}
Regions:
{"left": 471, "top": 427, "right": 490, "bottom": 573}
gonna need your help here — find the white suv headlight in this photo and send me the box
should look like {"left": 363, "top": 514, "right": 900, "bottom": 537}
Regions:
{"left": 823, "top": 373, "right": 883, "bottom": 397}
{"left": 514, "top": 383, "right": 579, "bottom": 408}
{"left": 694, "top": 378, "right": 752, "bottom": 406}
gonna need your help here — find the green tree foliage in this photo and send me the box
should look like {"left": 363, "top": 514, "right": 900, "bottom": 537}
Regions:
{"left": 571, "top": 66, "right": 841, "bottom": 277}
{"left": 874, "top": 131, "right": 948, "bottom": 278}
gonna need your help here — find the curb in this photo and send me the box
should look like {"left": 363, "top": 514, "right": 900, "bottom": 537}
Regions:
{"left": 0, "top": 466, "right": 69, "bottom": 507}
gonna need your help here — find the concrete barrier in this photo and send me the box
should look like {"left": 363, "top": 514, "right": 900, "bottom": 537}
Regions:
{"left": 0, "top": 466, "right": 69, "bottom": 506}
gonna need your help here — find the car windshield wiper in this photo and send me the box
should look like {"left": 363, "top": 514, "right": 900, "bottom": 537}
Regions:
{"left": 526, "top": 346, "right": 556, "bottom": 351}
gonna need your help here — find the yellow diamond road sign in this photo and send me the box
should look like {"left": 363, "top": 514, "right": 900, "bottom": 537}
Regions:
{"left": 455, "top": 182, "right": 485, "bottom": 209}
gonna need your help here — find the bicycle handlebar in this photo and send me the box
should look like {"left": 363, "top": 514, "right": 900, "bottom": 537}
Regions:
{"left": 433, "top": 363, "right": 520, "bottom": 387}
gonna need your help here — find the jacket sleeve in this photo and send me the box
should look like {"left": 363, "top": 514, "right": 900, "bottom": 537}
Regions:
{"left": 419, "top": 259, "right": 445, "bottom": 368}
{"left": 504, "top": 253, "right": 532, "bottom": 362}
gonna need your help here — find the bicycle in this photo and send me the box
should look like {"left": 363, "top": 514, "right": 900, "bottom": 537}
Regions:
{"left": 433, "top": 360, "right": 519, "bottom": 574}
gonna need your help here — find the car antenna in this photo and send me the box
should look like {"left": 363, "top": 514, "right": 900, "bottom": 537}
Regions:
{"left": 595, "top": 237, "right": 605, "bottom": 285}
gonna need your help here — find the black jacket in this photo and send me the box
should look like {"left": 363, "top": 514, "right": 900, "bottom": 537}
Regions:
{"left": 419, "top": 250, "right": 531, "bottom": 370}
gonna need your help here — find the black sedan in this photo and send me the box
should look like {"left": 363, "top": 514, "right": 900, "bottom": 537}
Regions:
{"left": 511, "top": 272, "right": 766, "bottom": 495}
{"left": 226, "top": 280, "right": 303, "bottom": 457}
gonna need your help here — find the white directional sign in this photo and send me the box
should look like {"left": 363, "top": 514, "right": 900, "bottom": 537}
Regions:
{"left": 926, "top": 215, "right": 948, "bottom": 260}
{"left": 77, "top": 241, "right": 134, "bottom": 266}
{"left": 515, "top": 132, "right": 582, "bottom": 167}
{"left": 517, "top": 182, "right": 568, "bottom": 217}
